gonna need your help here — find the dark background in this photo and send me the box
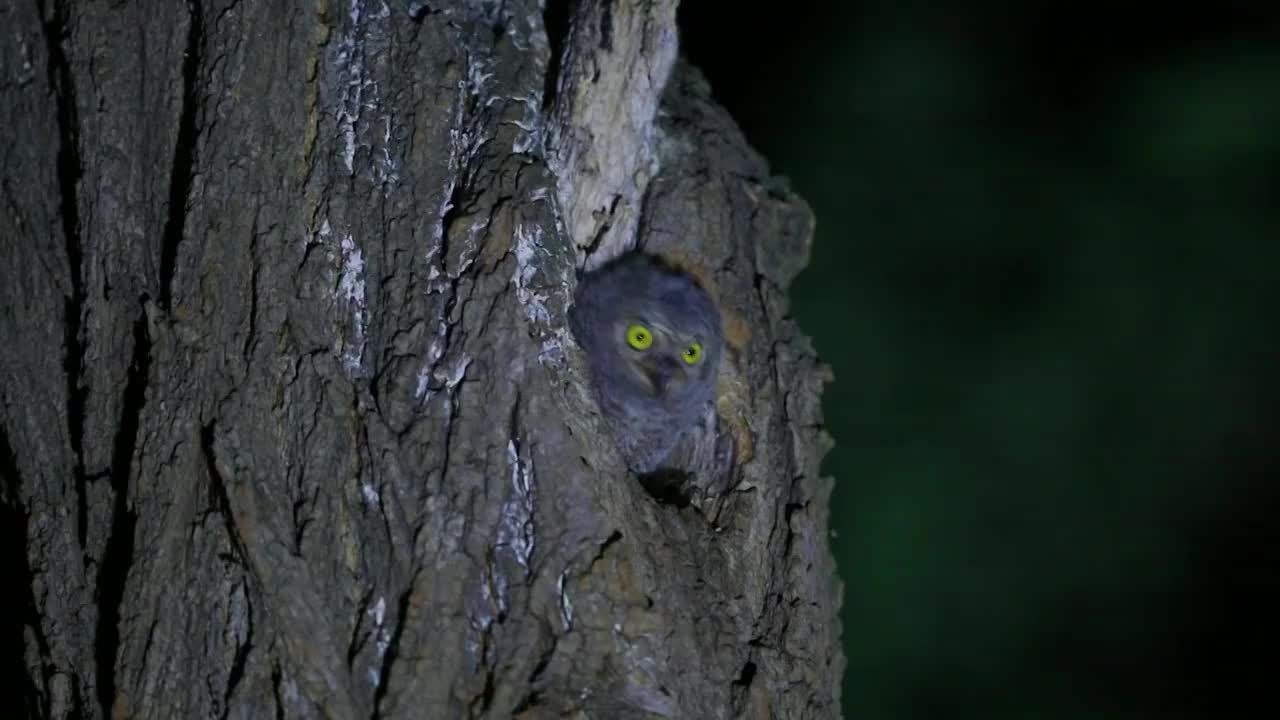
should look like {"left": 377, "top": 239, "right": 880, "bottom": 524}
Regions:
{"left": 680, "top": 3, "right": 1279, "bottom": 718}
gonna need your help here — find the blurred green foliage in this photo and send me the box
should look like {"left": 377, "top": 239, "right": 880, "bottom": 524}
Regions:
{"left": 683, "top": 3, "right": 1279, "bottom": 717}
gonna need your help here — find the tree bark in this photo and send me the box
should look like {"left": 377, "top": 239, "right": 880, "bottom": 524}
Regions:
{"left": 1, "top": 1, "right": 842, "bottom": 718}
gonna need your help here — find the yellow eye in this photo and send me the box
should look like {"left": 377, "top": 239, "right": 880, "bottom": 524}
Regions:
{"left": 682, "top": 342, "right": 702, "bottom": 364}
{"left": 626, "top": 324, "right": 654, "bottom": 350}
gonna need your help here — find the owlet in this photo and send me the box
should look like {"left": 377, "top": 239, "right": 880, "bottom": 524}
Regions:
{"left": 569, "top": 251, "right": 724, "bottom": 474}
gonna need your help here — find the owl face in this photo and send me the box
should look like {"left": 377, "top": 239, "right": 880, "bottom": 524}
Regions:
{"left": 612, "top": 311, "right": 712, "bottom": 406}
{"left": 570, "top": 252, "right": 723, "bottom": 427}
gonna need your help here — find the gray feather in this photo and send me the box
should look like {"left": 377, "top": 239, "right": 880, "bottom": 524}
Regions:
{"left": 569, "top": 252, "right": 724, "bottom": 476}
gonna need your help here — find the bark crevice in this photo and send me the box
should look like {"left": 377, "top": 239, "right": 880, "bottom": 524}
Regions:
{"left": 270, "top": 661, "right": 285, "bottom": 720}
{"left": 541, "top": 0, "right": 573, "bottom": 111}
{"left": 0, "top": 425, "right": 50, "bottom": 718}
{"left": 94, "top": 304, "right": 150, "bottom": 717}
{"left": 159, "top": 0, "right": 203, "bottom": 310}
{"left": 369, "top": 582, "right": 413, "bottom": 720}
{"left": 598, "top": 0, "right": 614, "bottom": 52}
{"left": 219, "top": 582, "right": 253, "bottom": 720}
{"left": 40, "top": 0, "right": 89, "bottom": 551}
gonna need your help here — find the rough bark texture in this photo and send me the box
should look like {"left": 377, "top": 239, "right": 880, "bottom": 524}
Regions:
{"left": 1, "top": 1, "right": 842, "bottom": 718}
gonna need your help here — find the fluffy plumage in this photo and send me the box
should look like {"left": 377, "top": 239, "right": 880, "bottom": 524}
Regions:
{"left": 569, "top": 252, "right": 724, "bottom": 474}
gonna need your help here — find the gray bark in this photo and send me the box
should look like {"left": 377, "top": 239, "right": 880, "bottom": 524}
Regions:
{"left": 1, "top": 1, "right": 843, "bottom": 718}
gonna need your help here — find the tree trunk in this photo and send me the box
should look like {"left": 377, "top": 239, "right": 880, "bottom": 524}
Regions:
{"left": 1, "top": 1, "right": 842, "bottom": 718}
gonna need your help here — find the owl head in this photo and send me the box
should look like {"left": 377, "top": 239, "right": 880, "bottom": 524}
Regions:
{"left": 570, "top": 252, "right": 724, "bottom": 417}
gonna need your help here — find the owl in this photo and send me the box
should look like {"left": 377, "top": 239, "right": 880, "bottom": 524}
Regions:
{"left": 569, "top": 251, "right": 724, "bottom": 475}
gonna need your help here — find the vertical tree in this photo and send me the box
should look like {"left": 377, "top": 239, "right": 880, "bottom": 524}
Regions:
{"left": 1, "top": 1, "right": 841, "bottom": 717}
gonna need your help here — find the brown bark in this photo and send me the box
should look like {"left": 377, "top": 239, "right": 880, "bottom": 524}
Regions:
{"left": 1, "top": 1, "right": 842, "bottom": 717}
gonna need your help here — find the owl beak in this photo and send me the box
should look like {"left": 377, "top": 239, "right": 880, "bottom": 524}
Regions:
{"left": 640, "top": 355, "right": 683, "bottom": 395}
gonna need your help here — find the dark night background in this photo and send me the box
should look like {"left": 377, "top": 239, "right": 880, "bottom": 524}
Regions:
{"left": 680, "top": 3, "right": 1278, "bottom": 718}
